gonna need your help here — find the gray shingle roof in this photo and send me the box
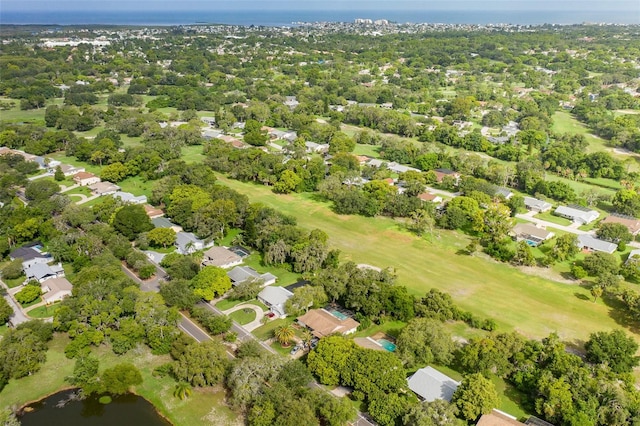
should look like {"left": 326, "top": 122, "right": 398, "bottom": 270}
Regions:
{"left": 407, "top": 366, "right": 460, "bottom": 402}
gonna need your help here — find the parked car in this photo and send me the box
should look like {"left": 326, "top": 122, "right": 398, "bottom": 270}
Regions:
{"left": 310, "top": 337, "right": 320, "bottom": 349}
{"left": 290, "top": 345, "right": 301, "bottom": 355}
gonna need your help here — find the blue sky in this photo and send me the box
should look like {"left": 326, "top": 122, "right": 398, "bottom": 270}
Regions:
{"left": 3, "top": 0, "right": 639, "bottom": 11}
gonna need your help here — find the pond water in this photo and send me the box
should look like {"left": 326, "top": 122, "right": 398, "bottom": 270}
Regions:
{"left": 20, "top": 389, "right": 171, "bottom": 426}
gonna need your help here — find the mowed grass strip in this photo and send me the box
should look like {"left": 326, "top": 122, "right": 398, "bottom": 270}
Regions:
{"left": 216, "top": 175, "right": 630, "bottom": 342}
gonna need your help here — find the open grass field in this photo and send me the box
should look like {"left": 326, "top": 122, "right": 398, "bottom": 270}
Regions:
{"left": 215, "top": 175, "right": 636, "bottom": 343}
{"left": 534, "top": 211, "right": 573, "bottom": 226}
{"left": 353, "top": 144, "right": 382, "bottom": 158}
{"left": 1, "top": 334, "right": 241, "bottom": 426}
{"left": 27, "top": 303, "right": 61, "bottom": 319}
{"left": 552, "top": 111, "right": 640, "bottom": 171}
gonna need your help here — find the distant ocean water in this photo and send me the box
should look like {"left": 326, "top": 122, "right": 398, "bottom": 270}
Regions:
{"left": 1, "top": 9, "right": 639, "bottom": 26}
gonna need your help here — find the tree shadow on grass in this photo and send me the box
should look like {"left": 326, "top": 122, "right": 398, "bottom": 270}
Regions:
{"left": 574, "top": 292, "right": 590, "bottom": 301}
{"left": 602, "top": 293, "right": 640, "bottom": 334}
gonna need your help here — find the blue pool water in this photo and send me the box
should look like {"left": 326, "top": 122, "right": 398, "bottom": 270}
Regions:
{"left": 378, "top": 338, "right": 396, "bottom": 352}
{"left": 330, "top": 309, "right": 348, "bottom": 320}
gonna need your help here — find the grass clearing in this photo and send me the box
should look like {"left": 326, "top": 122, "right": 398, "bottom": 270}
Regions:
{"left": 117, "top": 175, "right": 153, "bottom": 199}
{"left": 215, "top": 175, "right": 635, "bottom": 343}
{"left": 181, "top": 145, "right": 207, "bottom": 164}
{"left": 353, "top": 144, "right": 382, "bottom": 158}
{"left": 27, "top": 303, "right": 61, "bottom": 318}
{"left": 534, "top": 211, "right": 573, "bottom": 226}
{"left": 242, "top": 253, "right": 301, "bottom": 287}
{"left": 229, "top": 308, "right": 256, "bottom": 325}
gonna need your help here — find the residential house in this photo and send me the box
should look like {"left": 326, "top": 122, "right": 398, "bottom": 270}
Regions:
{"left": 305, "top": 141, "right": 330, "bottom": 153}
{"left": 9, "top": 245, "right": 50, "bottom": 262}
{"left": 284, "top": 96, "right": 299, "bottom": 110}
{"left": 201, "top": 246, "right": 243, "bottom": 268}
{"left": 297, "top": 309, "right": 360, "bottom": 338}
{"left": 511, "top": 223, "right": 554, "bottom": 247}
{"left": 600, "top": 214, "right": 640, "bottom": 236}
{"left": 113, "top": 191, "right": 147, "bottom": 205}
{"left": 218, "top": 134, "right": 247, "bottom": 149}
{"left": 89, "top": 181, "right": 120, "bottom": 196}
{"left": 21, "top": 256, "right": 52, "bottom": 271}
{"left": 144, "top": 204, "right": 165, "bottom": 219}
{"left": 367, "top": 159, "right": 386, "bottom": 168}
{"left": 201, "top": 128, "right": 223, "bottom": 139}
{"left": 407, "top": 366, "right": 460, "bottom": 402}
{"left": 387, "top": 162, "right": 420, "bottom": 174}
{"left": 417, "top": 192, "right": 443, "bottom": 204}
{"left": 257, "top": 286, "right": 294, "bottom": 318}
{"left": 524, "top": 197, "right": 552, "bottom": 213}
{"left": 176, "top": 232, "right": 213, "bottom": 255}
{"left": 494, "top": 187, "right": 514, "bottom": 200}
{"left": 477, "top": 409, "right": 525, "bottom": 426}
{"left": 577, "top": 234, "right": 617, "bottom": 254}
{"left": 41, "top": 277, "right": 73, "bottom": 304}
{"left": 524, "top": 417, "right": 555, "bottom": 426}
{"left": 151, "top": 217, "right": 183, "bottom": 233}
{"left": 73, "top": 171, "right": 100, "bottom": 186}
{"left": 59, "top": 164, "right": 85, "bottom": 177}
{"left": 433, "top": 168, "right": 461, "bottom": 185}
{"left": 200, "top": 116, "right": 216, "bottom": 126}
{"left": 227, "top": 266, "right": 277, "bottom": 286}
{"left": 626, "top": 249, "right": 640, "bottom": 265}
{"left": 554, "top": 205, "right": 599, "bottom": 225}
{"left": 24, "top": 262, "right": 65, "bottom": 283}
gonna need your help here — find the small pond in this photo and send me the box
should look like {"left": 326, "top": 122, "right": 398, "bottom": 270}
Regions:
{"left": 20, "top": 389, "right": 171, "bottom": 426}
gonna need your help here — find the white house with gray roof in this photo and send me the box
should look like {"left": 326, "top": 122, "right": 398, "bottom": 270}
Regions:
{"left": 554, "top": 205, "right": 599, "bottom": 225}
{"left": 113, "top": 191, "right": 147, "bottom": 205}
{"left": 577, "top": 234, "right": 617, "bottom": 254}
{"left": 258, "top": 286, "right": 293, "bottom": 318}
{"left": 175, "top": 232, "right": 213, "bottom": 255}
{"left": 228, "top": 266, "right": 277, "bottom": 286}
{"left": 524, "top": 197, "right": 552, "bottom": 213}
{"left": 407, "top": 366, "right": 460, "bottom": 402}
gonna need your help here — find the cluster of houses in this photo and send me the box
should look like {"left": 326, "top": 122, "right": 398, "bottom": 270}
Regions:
{"left": 8, "top": 243, "right": 72, "bottom": 304}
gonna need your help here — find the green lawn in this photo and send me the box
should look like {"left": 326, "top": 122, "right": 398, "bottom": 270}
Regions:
{"left": 229, "top": 308, "right": 256, "bottom": 325}
{"left": 215, "top": 175, "right": 635, "bottom": 343}
{"left": 534, "top": 211, "right": 573, "bottom": 226}
{"left": 27, "top": 303, "right": 61, "bottom": 318}
{"left": 353, "top": 144, "right": 382, "bottom": 159}
{"left": 552, "top": 111, "right": 604, "bottom": 153}
{"left": 181, "top": 145, "right": 207, "bottom": 164}
{"left": 20, "top": 296, "right": 42, "bottom": 308}
{"left": 242, "top": 253, "right": 301, "bottom": 287}
{"left": 117, "top": 175, "right": 153, "bottom": 199}
{"left": 2, "top": 275, "right": 26, "bottom": 288}
{"left": 48, "top": 151, "right": 103, "bottom": 175}
{"left": 215, "top": 298, "right": 246, "bottom": 311}
{"left": 252, "top": 317, "right": 296, "bottom": 341}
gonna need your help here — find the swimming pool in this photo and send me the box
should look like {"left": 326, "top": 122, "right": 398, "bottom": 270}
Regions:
{"left": 378, "top": 338, "right": 396, "bottom": 352}
{"left": 330, "top": 309, "right": 348, "bottom": 320}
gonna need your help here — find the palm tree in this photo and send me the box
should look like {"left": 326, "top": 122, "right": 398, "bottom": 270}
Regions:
{"left": 274, "top": 324, "right": 295, "bottom": 347}
{"left": 300, "top": 329, "right": 313, "bottom": 349}
{"left": 173, "top": 382, "right": 192, "bottom": 400}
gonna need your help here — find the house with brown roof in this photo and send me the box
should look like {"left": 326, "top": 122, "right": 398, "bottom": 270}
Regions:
{"left": 73, "top": 171, "right": 100, "bottom": 186}
{"left": 601, "top": 214, "right": 640, "bottom": 236}
{"left": 144, "top": 204, "right": 165, "bottom": 219}
{"left": 41, "top": 277, "right": 73, "bottom": 304}
{"left": 297, "top": 309, "right": 360, "bottom": 338}
{"left": 476, "top": 409, "right": 525, "bottom": 426}
{"left": 89, "top": 181, "right": 120, "bottom": 196}
{"left": 510, "top": 223, "right": 554, "bottom": 246}
{"left": 202, "top": 246, "right": 243, "bottom": 269}
{"left": 433, "top": 168, "right": 461, "bottom": 185}
{"left": 418, "top": 192, "right": 443, "bottom": 204}
{"left": 59, "top": 164, "right": 86, "bottom": 177}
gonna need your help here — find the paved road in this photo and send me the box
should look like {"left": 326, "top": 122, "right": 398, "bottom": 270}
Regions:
{"left": 178, "top": 312, "right": 211, "bottom": 342}
{"left": 515, "top": 212, "right": 590, "bottom": 235}
{"left": 0, "top": 279, "right": 29, "bottom": 326}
